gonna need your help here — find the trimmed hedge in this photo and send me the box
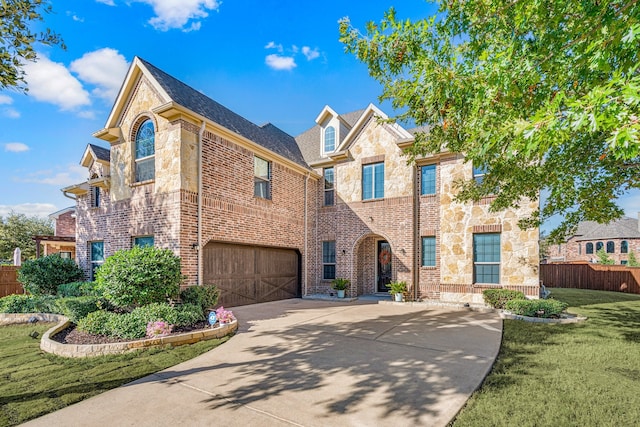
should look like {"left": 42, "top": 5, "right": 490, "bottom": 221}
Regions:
{"left": 482, "top": 289, "right": 526, "bottom": 309}
{"left": 0, "top": 294, "right": 59, "bottom": 314}
{"left": 57, "top": 282, "right": 100, "bottom": 298}
{"left": 77, "top": 303, "right": 204, "bottom": 340}
{"left": 504, "top": 299, "right": 568, "bottom": 318}
{"left": 18, "top": 254, "right": 84, "bottom": 296}
{"left": 55, "top": 297, "right": 105, "bottom": 323}
{"left": 180, "top": 285, "right": 219, "bottom": 313}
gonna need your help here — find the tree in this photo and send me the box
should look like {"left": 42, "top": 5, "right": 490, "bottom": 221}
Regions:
{"left": 0, "top": 211, "right": 53, "bottom": 261}
{"left": 18, "top": 253, "right": 84, "bottom": 295}
{"left": 339, "top": 1, "right": 640, "bottom": 242}
{"left": 628, "top": 251, "right": 639, "bottom": 267}
{"left": 596, "top": 248, "right": 616, "bottom": 265}
{"left": 0, "top": 0, "right": 65, "bottom": 91}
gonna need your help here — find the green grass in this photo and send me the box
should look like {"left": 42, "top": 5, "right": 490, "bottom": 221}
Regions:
{"left": 452, "top": 289, "right": 640, "bottom": 426}
{"left": 0, "top": 323, "right": 228, "bottom": 427}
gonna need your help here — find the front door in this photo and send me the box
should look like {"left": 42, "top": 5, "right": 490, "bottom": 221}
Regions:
{"left": 377, "top": 241, "right": 392, "bottom": 292}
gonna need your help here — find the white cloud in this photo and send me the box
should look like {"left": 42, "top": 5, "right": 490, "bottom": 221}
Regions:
{"left": 0, "top": 203, "right": 58, "bottom": 219}
{"left": 70, "top": 48, "right": 129, "bottom": 102}
{"left": 265, "top": 54, "right": 296, "bottom": 71}
{"left": 0, "top": 94, "right": 12, "bottom": 105}
{"left": 23, "top": 56, "right": 91, "bottom": 110}
{"left": 96, "top": 0, "right": 116, "bottom": 5}
{"left": 19, "top": 164, "right": 87, "bottom": 186}
{"left": 2, "top": 108, "right": 20, "bottom": 118}
{"left": 265, "top": 41, "right": 283, "bottom": 52}
{"left": 4, "top": 143, "right": 30, "bottom": 152}
{"left": 136, "top": 0, "right": 221, "bottom": 31}
{"left": 302, "top": 46, "right": 320, "bottom": 61}
{"left": 77, "top": 110, "right": 97, "bottom": 120}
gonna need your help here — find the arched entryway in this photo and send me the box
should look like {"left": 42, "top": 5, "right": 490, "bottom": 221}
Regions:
{"left": 352, "top": 232, "right": 394, "bottom": 296}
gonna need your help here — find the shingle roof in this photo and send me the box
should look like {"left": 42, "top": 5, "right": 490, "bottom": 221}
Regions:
{"left": 138, "top": 58, "right": 308, "bottom": 168}
{"left": 295, "top": 109, "right": 365, "bottom": 164}
{"left": 574, "top": 217, "right": 640, "bottom": 241}
{"left": 89, "top": 143, "right": 110, "bottom": 162}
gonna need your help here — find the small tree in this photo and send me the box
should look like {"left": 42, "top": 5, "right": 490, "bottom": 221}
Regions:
{"left": 95, "top": 246, "right": 183, "bottom": 308}
{"left": 596, "top": 248, "right": 616, "bottom": 265}
{"left": 18, "top": 254, "right": 84, "bottom": 295}
{"left": 628, "top": 251, "right": 639, "bottom": 267}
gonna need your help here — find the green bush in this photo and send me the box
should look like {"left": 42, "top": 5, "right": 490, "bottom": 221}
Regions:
{"left": 504, "top": 299, "right": 568, "bottom": 318}
{"left": 0, "top": 294, "right": 59, "bottom": 313}
{"left": 18, "top": 254, "right": 84, "bottom": 296}
{"left": 77, "top": 302, "right": 204, "bottom": 340}
{"left": 55, "top": 297, "right": 105, "bottom": 322}
{"left": 95, "top": 246, "right": 183, "bottom": 308}
{"left": 482, "top": 289, "right": 527, "bottom": 309}
{"left": 180, "top": 285, "right": 219, "bottom": 313}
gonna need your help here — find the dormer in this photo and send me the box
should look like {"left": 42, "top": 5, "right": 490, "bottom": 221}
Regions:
{"left": 315, "top": 106, "right": 352, "bottom": 158}
{"left": 80, "top": 144, "right": 111, "bottom": 189}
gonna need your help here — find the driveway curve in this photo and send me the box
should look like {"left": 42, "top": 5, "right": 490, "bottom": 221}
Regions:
{"left": 24, "top": 299, "right": 502, "bottom": 427}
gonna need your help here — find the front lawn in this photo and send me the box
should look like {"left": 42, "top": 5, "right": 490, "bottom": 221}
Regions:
{"left": 0, "top": 323, "right": 228, "bottom": 427}
{"left": 452, "top": 288, "right": 640, "bottom": 426}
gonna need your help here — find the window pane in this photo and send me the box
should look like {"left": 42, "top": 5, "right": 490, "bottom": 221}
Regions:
{"left": 135, "top": 120, "right": 155, "bottom": 159}
{"left": 324, "top": 126, "right": 335, "bottom": 152}
{"left": 90, "top": 241, "right": 104, "bottom": 262}
{"left": 422, "top": 237, "right": 436, "bottom": 266}
{"left": 136, "top": 157, "right": 155, "bottom": 182}
{"left": 324, "top": 190, "right": 334, "bottom": 206}
{"left": 606, "top": 241, "right": 615, "bottom": 253}
{"left": 323, "top": 264, "right": 336, "bottom": 280}
{"left": 596, "top": 242, "right": 604, "bottom": 251}
{"left": 621, "top": 241, "right": 628, "bottom": 253}
{"left": 362, "top": 165, "right": 373, "bottom": 200}
{"left": 475, "top": 264, "right": 499, "bottom": 284}
{"left": 374, "top": 163, "right": 384, "bottom": 199}
{"left": 254, "top": 179, "right": 269, "bottom": 198}
{"left": 324, "top": 167, "right": 334, "bottom": 189}
{"left": 323, "top": 241, "right": 336, "bottom": 263}
{"left": 254, "top": 156, "right": 269, "bottom": 179}
{"left": 134, "top": 236, "right": 154, "bottom": 247}
{"left": 473, "top": 234, "right": 500, "bottom": 262}
{"left": 586, "top": 243, "right": 594, "bottom": 254}
{"left": 421, "top": 165, "right": 436, "bottom": 195}
{"left": 473, "top": 164, "right": 487, "bottom": 184}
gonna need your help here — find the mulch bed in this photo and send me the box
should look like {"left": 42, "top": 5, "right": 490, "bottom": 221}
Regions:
{"left": 51, "top": 321, "right": 212, "bottom": 345}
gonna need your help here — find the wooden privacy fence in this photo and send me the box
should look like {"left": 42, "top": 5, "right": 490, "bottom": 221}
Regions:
{"left": 0, "top": 266, "right": 23, "bottom": 297}
{"left": 540, "top": 263, "right": 640, "bottom": 295}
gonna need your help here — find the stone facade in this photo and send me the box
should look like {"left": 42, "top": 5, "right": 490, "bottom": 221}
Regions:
{"left": 68, "top": 58, "right": 540, "bottom": 304}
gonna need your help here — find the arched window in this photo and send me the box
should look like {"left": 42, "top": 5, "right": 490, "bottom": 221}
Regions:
{"left": 596, "top": 241, "right": 604, "bottom": 252}
{"left": 324, "top": 126, "right": 335, "bottom": 153}
{"left": 586, "top": 242, "right": 594, "bottom": 254}
{"left": 135, "top": 119, "right": 155, "bottom": 182}
{"left": 606, "top": 241, "right": 615, "bottom": 253}
{"left": 621, "top": 240, "right": 629, "bottom": 253}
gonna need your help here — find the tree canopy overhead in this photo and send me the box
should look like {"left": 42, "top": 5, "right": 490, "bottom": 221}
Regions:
{"left": 0, "top": 211, "right": 53, "bottom": 261}
{"left": 339, "top": 0, "right": 640, "bottom": 241}
{"left": 0, "top": 0, "right": 65, "bottom": 91}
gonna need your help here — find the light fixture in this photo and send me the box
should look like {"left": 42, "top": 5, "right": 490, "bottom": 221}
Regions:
{"left": 191, "top": 243, "right": 198, "bottom": 250}
{"left": 342, "top": 249, "right": 346, "bottom": 255}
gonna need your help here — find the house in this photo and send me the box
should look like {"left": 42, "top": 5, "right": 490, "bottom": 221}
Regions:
{"left": 546, "top": 215, "right": 640, "bottom": 264}
{"left": 62, "top": 57, "right": 539, "bottom": 306}
{"left": 32, "top": 207, "right": 77, "bottom": 259}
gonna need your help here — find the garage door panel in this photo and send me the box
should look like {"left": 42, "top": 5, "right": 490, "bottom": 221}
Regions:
{"left": 203, "top": 242, "right": 299, "bottom": 307}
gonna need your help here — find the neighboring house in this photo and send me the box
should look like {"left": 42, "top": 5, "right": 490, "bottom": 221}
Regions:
{"left": 33, "top": 207, "right": 76, "bottom": 259}
{"left": 547, "top": 216, "right": 640, "bottom": 264}
{"left": 62, "top": 57, "right": 539, "bottom": 306}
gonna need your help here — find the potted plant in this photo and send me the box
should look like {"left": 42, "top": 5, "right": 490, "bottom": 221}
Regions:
{"left": 386, "top": 281, "right": 407, "bottom": 302}
{"left": 331, "top": 278, "right": 350, "bottom": 298}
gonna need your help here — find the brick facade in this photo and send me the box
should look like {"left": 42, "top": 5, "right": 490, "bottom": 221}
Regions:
{"left": 548, "top": 237, "right": 640, "bottom": 265}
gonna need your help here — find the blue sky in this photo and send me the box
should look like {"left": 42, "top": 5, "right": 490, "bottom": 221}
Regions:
{"left": 0, "top": 0, "right": 638, "bottom": 231}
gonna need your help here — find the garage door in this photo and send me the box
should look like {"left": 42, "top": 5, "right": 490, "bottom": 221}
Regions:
{"left": 203, "top": 242, "right": 300, "bottom": 307}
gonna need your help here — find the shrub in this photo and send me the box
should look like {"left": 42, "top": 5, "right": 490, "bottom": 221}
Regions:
{"left": 146, "top": 320, "right": 173, "bottom": 338}
{"left": 95, "top": 246, "right": 183, "bottom": 308}
{"left": 55, "top": 297, "right": 105, "bottom": 322}
{"left": 180, "top": 285, "right": 219, "bottom": 313}
{"left": 77, "top": 310, "right": 115, "bottom": 336}
{"left": 175, "top": 303, "right": 205, "bottom": 326}
{"left": 18, "top": 254, "right": 84, "bottom": 296}
{"left": 0, "top": 294, "right": 59, "bottom": 313}
{"left": 504, "top": 299, "right": 568, "bottom": 318}
{"left": 482, "top": 289, "right": 527, "bottom": 309}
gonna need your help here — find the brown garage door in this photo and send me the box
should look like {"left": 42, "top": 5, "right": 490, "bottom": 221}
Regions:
{"left": 203, "top": 242, "right": 300, "bottom": 307}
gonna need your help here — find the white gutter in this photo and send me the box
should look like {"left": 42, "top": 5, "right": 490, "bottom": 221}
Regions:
{"left": 197, "top": 120, "right": 206, "bottom": 286}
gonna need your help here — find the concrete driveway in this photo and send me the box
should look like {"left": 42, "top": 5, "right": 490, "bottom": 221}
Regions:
{"left": 24, "top": 299, "right": 502, "bottom": 427}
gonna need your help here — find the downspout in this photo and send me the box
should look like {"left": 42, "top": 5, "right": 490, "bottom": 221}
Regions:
{"left": 304, "top": 172, "right": 310, "bottom": 297}
{"left": 62, "top": 191, "right": 77, "bottom": 201}
{"left": 197, "top": 121, "right": 206, "bottom": 286}
{"left": 413, "top": 164, "right": 419, "bottom": 301}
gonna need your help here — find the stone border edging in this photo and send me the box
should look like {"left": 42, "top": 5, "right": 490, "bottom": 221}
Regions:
{"left": 500, "top": 312, "right": 587, "bottom": 324}
{"left": 0, "top": 313, "right": 238, "bottom": 357}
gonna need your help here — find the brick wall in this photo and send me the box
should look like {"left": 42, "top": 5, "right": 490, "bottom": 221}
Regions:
{"left": 55, "top": 211, "right": 76, "bottom": 237}
{"left": 549, "top": 238, "right": 640, "bottom": 264}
